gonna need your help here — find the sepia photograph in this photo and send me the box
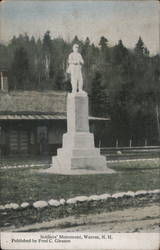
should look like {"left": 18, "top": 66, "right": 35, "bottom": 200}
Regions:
{"left": 0, "top": 0, "right": 159, "bottom": 249}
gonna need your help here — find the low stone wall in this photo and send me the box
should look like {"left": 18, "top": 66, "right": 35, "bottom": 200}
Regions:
{"left": 0, "top": 190, "right": 159, "bottom": 228}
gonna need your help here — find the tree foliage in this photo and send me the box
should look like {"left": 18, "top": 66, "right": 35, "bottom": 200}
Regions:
{"left": 0, "top": 32, "right": 159, "bottom": 145}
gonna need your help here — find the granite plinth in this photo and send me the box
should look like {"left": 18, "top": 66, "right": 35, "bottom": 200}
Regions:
{"left": 46, "top": 91, "right": 114, "bottom": 175}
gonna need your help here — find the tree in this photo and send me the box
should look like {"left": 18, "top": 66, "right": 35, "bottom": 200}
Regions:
{"left": 99, "top": 36, "right": 108, "bottom": 49}
{"left": 72, "top": 35, "right": 80, "bottom": 45}
{"left": 91, "top": 71, "right": 108, "bottom": 117}
{"left": 112, "top": 40, "right": 128, "bottom": 65}
{"left": 134, "top": 36, "right": 145, "bottom": 55}
{"left": 42, "top": 31, "right": 52, "bottom": 52}
{"left": 144, "top": 47, "right": 150, "bottom": 56}
{"left": 42, "top": 31, "right": 52, "bottom": 79}
{"left": 84, "top": 37, "right": 90, "bottom": 46}
{"left": 11, "top": 47, "right": 30, "bottom": 90}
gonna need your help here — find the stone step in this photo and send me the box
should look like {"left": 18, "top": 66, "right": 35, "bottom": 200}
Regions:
{"left": 57, "top": 148, "right": 101, "bottom": 158}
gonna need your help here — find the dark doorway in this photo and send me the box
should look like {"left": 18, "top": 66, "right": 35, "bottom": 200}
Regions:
{"left": 9, "top": 129, "right": 29, "bottom": 154}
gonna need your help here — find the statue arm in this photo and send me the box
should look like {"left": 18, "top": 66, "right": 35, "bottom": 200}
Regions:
{"left": 68, "top": 53, "right": 84, "bottom": 65}
{"left": 79, "top": 54, "right": 84, "bottom": 65}
{"left": 68, "top": 54, "right": 78, "bottom": 64}
{"left": 68, "top": 54, "right": 74, "bottom": 64}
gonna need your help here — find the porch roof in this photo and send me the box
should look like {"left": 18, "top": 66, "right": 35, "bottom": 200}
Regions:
{"left": 0, "top": 90, "right": 110, "bottom": 121}
{"left": 0, "top": 113, "right": 110, "bottom": 121}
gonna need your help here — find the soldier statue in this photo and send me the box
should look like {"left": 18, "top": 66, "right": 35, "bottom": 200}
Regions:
{"left": 67, "top": 44, "right": 84, "bottom": 93}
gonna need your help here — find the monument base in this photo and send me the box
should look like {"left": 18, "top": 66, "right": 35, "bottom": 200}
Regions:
{"left": 43, "top": 92, "right": 115, "bottom": 175}
{"left": 41, "top": 165, "right": 115, "bottom": 175}
{"left": 43, "top": 132, "right": 115, "bottom": 175}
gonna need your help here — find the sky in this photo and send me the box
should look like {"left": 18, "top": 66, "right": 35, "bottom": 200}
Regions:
{"left": 0, "top": 0, "right": 159, "bottom": 55}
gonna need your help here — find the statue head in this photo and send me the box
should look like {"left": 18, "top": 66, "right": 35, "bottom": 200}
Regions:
{"left": 73, "top": 44, "right": 79, "bottom": 52}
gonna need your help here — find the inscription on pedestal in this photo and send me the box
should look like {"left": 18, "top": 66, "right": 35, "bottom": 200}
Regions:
{"left": 67, "top": 93, "right": 89, "bottom": 133}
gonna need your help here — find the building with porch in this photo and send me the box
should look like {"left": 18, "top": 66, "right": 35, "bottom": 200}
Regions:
{"left": 0, "top": 74, "right": 109, "bottom": 156}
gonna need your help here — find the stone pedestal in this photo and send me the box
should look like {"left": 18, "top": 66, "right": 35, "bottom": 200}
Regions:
{"left": 47, "top": 91, "right": 114, "bottom": 174}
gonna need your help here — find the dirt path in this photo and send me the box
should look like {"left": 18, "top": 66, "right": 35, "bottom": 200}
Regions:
{"left": 4, "top": 205, "right": 159, "bottom": 233}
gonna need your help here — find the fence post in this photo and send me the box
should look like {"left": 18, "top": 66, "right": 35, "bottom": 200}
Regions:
{"left": 156, "top": 104, "right": 160, "bottom": 142}
{"left": 129, "top": 139, "right": 132, "bottom": 148}
{"left": 145, "top": 139, "right": 147, "bottom": 147}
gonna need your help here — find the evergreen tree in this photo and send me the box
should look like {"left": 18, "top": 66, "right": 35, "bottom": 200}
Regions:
{"left": 144, "top": 47, "right": 150, "bottom": 56}
{"left": 99, "top": 36, "right": 108, "bottom": 49}
{"left": 43, "top": 31, "right": 52, "bottom": 79}
{"left": 112, "top": 40, "right": 128, "bottom": 65}
{"left": 135, "top": 36, "right": 145, "bottom": 55}
{"left": 91, "top": 72, "right": 108, "bottom": 117}
{"left": 11, "top": 47, "right": 30, "bottom": 90}
{"left": 85, "top": 37, "right": 90, "bottom": 46}
{"left": 43, "top": 31, "right": 52, "bottom": 52}
{"left": 72, "top": 35, "right": 80, "bottom": 45}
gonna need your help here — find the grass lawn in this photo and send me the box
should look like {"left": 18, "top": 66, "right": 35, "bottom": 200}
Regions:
{"left": 0, "top": 160, "right": 159, "bottom": 205}
{"left": 0, "top": 156, "right": 50, "bottom": 167}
